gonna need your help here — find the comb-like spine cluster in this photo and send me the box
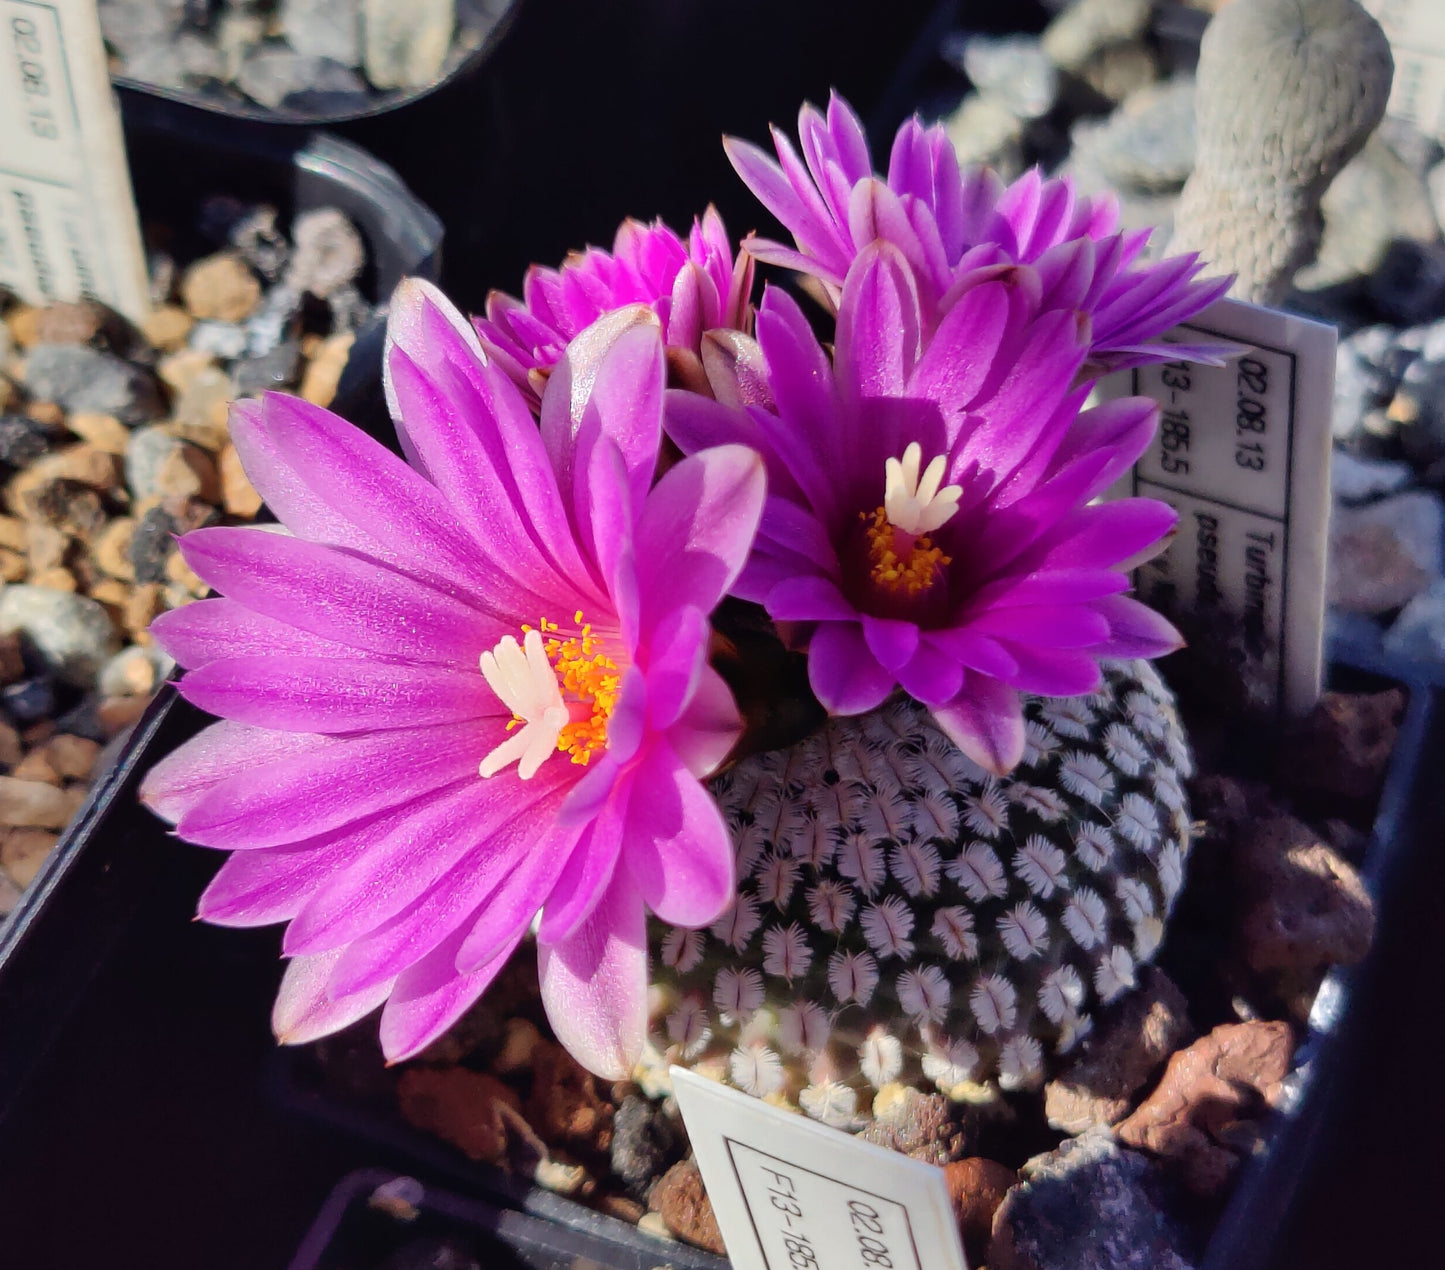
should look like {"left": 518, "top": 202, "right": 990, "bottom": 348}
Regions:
{"left": 644, "top": 660, "right": 1192, "bottom": 1126}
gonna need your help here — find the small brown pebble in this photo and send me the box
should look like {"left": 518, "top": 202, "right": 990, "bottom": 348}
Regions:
{"left": 650, "top": 1160, "right": 726, "bottom": 1257}
{"left": 219, "top": 443, "right": 262, "bottom": 517}
{"left": 0, "top": 548, "right": 24, "bottom": 582}
{"left": 0, "top": 720, "right": 21, "bottom": 768}
{"left": 97, "top": 694, "right": 150, "bottom": 736}
{"left": 0, "top": 632, "right": 24, "bottom": 685}
{"left": 171, "top": 366, "right": 234, "bottom": 440}
{"left": 1278, "top": 688, "right": 1405, "bottom": 804}
{"left": 24, "top": 401, "right": 65, "bottom": 429}
{"left": 1045, "top": 967, "right": 1196, "bottom": 1133}
{"left": 62, "top": 783, "right": 88, "bottom": 821}
{"left": 156, "top": 442, "right": 221, "bottom": 503}
{"left": 396, "top": 1067, "right": 524, "bottom": 1164}
{"left": 45, "top": 735, "right": 100, "bottom": 781}
{"left": 30, "top": 566, "right": 76, "bottom": 591}
{"left": 88, "top": 578, "right": 131, "bottom": 611}
{"left": 595, "top": 1193, "right": 646, "bottom": 1224}
{"left": 1, "top": 826, "right": 60, "bottom": 888}
{"left": 67, "top": 412, "right": 130, "bottom": 456}
{"left": 158, "top": 348, "right": 217, "bottom": 395}
{"left": 94, "top": 518, "right": 137, "bottom": 581}
{"left": 11, "top": 750, "right": 60, "bottom": 785}
{"left": 25, "top": 524, "right": 67, "bottom": 573}
{"left": 165, "top": 549, "right": 208, "bottom": 597}
{"left": 492, "top": 1017, "right": 544, "bottom": 1076}
{"left": 5, "top": 305, "right": 41, "bottom": 348}
{"left": 1236, "top": 815, "right": 1375, "bottom": 972}
{"left": 526, "top": 1041, "right": 614, "bottom": 1153}
{"left": 34, "top": 302, "right": 102, "bottom": 346}
{"left": 0, "top": 517, "right": 27, "bottom": 552}
{"left": 0, "top": 775, "right": 71, "bottom": 828}
{"left": 122, "top": 582, "right": 164, "bottom": 635}
{"left": 21, "top": 719, "right": 54, "bottom": 746}
{"left": 945, "top": 1157, "right": 1017, "bottom": 1268}
{"left": 180, "top": 253, "right": 262, "bottom": 323}
{"left": 140, "top": 305, "right": 194, "bottom": 351}
{"left": 1117, "top": 1021, "right": 1293, "bottom": 1197}
{"left": 299, "top": 332, "right": 355, "bottom": 408}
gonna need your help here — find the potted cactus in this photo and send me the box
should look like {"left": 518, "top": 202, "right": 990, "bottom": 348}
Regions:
{"left": 135, "top": 66, "right": 1398, "bottom": 1267}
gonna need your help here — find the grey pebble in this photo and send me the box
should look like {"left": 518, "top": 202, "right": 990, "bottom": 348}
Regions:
{"left": 125, "top": 426, "right": 187, "bottom": 502}
{"left": 236, "top": 49, "right": 368, "bottom": 111}
{"left": 0, "top": 417, "right": 53, "bottom": 470}
{"left": 190, "top": 320, "right": 251, "bottom": 361}
{"left": 281, "top": 0, "right": 362, "bottom": 68}
{"left": 1383, "top": 581, "right": 1445, "bottom": 664}
{"left": 285, "top": 208, "right": 366, "bottom": 299}
{"left": 22, "top": 345, "right": 163, "bottom": 427}
{"left": 945, "top": 34, "right": 1058, "bottom": 122}
{"left": 0, "top": 587, "right": 121, "bottom": 689}
{"left": 993, "top": 1128, "right": 1194, "bottom": 1270}
{"left": 1068, "top": 77, "right": 1196, "bottom": 195}
{"left": 1331, "top": 451, "right": 1412, "bottom": 505}
{"left": 363, "top": 0, "right": 454, "bottom": 89}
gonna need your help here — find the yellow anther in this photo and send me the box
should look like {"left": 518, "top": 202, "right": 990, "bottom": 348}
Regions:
{"left": 861, "top": 506, "right": 951, "bottom": 597}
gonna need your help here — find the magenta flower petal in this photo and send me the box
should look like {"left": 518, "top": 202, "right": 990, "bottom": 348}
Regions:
{"left": 146, "top": 282, "right": 760, "bottom": 1076}
{"left": 178, "top": 657, "right": 500, "bottom": 733}
{"left": 379, "top": 923, "right": 528, "bottom": 1062}
{"left": 273, "top": 949, "right": 396, "bottom": 1047}
{"left": 178, "top": 527, "right": 502, "bottom": 668}
{"left": 730, "top": 92, "right": 1231, "bottom": 371}
{"left": 622, "top": 741, "right": 734, "bottom": 926}
{"left": 175, "top": 722, "right": 485, "bottom": 850}
{"left": 670, "top": 664, "right": 745, "bottom": 779}
{"left": 932, "top": 677, "right": 1025, "bottom": 776}
{"left": 538, "top": 870, "right": 649, "bottom": 1080}
{"left": 199, "top": 841, "right": 356, "bottom": 927}
{"left": 632, "top": 445, "right": 766, "bottom": 645}
{"left": 140, "top": 721, "right": 329, "bottom": 827}
{"left": 536, "top": 793, "right": 627, "bottom": 945}
{"left": 477, "top": 211, "right": 751, "bottom": 406}
{"left": 1091, "top": 594, "right": 1186, "bottom": 659}
{"left": 151, "top": 599, "right": 357, "bottom": 667}
{"left": 765, "top": 574, "right": 857, "bottom": 623}
{"left": 808, "top": 622, "right": 898, "bottom": 715}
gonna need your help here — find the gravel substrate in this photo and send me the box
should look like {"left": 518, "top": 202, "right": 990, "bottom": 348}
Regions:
{"left": 0, "top": 196, "right": 375, "bottom": 921}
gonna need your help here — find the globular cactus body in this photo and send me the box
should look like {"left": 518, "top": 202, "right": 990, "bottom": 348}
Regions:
{"left": 645, "top": 660, "right": 1192, "bottom": 1128}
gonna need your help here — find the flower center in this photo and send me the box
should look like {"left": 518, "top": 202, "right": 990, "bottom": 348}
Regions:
{"left": 859, "top": 443, "right": 962, "bottom": 597}
{"left": 860, "top": 507, "right": 951, "bottom": 596}
{"left": 478, "top": 612, "right": 621, "bottom": 780}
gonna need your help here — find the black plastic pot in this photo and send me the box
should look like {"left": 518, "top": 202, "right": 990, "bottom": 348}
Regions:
{"left": 0, "top": 112, "right": 441, "bottom": 1126}
{"left": 112, "top": 0, "right": 525, "bottom": 126}
{"left": 289, "top": 1169, "right": 723, "bottom": 1270}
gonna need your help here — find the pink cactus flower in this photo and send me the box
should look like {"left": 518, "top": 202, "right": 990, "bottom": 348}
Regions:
{"left": 667, "top": 244, "right": 1181, "bottom": 776}
{"left": 140, "top": 280, "right": 765, "bottom": 1077}
{"left": 725, "top": 93, "right": 1232, "bottom": 373}
{"left": 475, "top": 208, "right": 754, "bottom": 405}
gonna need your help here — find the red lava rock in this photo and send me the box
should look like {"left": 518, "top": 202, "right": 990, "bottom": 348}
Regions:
{"left": 1235, "top": 815, "right": 1375, "bottom": 973}
{"left": 650, "top": 1159, "right": 727, "bottom": 1256}
{"left": 1116, "top": 1020, "right": 1293, "bottom": 1196}
{"left": 860, "top": 1086, "right": 973, "bottom": 1164}
{"left": 1045, "top": 967, "right": 1195, "bottom": 1132}
{"left": 944, "top": 1156, "right": 1017, "bottom": 1267}
{"left": 396, "top": 1067, "right": 523, "bottom": 1164}
{"left": 1277, "top": 688, "right": 1405, "bottom": 803}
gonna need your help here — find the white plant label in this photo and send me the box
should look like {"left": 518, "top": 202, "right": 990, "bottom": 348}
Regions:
{"left": 0, "top": 0, "right": 149, "bottom": 320}
{"left": 1098, "top": 298, "right": 1335, "bottom": 717}
{"left": 672, "top": 1068, "right": 969, "bottom": 1270}
{"left": 1364, "top": 0, "right": 1445, "bottom": 140}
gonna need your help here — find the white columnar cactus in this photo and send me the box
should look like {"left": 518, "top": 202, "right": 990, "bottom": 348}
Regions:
{"left": 1169, "top": 0, "right": 1393, "bottom": 306}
